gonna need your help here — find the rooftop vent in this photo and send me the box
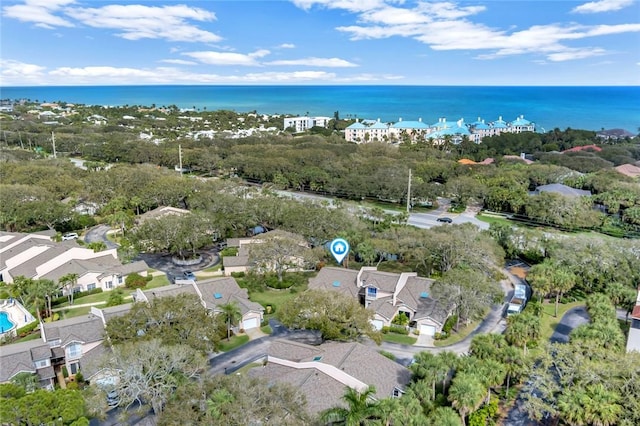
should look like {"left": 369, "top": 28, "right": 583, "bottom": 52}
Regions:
{"left": 332, "top": 281, "right": 341, "bottom": 287}
{"left": 420, "top": 292, "right": 429, "bottom": 299}
{"left": 214, "top": 293, "right": 222, "bottom": 299}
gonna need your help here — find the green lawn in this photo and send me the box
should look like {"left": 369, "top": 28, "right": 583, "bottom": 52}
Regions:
{"left": 382, "top": 333, "right": 417, "bottom": 345}
{"left": 249, "top": 287, "right": 305, "bottom": 313}
{"left": 219, "top": 335, "right": 249, "bottom": 352}
{"left": 260, "top": 324, "right": 272, "bottom": 335}
{"left": 58, "top": 306, "right": 93, "bottom": 319}
{"left": 145, "top": 274, "right": 170, "bottom": 289}
{"left": 434, "top": 319, "right": 482, "bottom": 347}
{"left": 476, "top": 213, "right": 513, "bottom": 226}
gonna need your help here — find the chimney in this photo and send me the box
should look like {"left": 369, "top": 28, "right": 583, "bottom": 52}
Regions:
{"left": 398, "top": 117, "right": 402, "bottom": 122}
{"left": 418, "top": 117, "right": 422, "bottom": 122}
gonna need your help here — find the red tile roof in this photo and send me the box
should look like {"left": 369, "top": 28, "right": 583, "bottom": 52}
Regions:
{"left": 562, "top": 144, "right": 602, "bottom": 153}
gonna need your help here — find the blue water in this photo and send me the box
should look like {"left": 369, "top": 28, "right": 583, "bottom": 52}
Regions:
{"left": 1, "top": 85, "right": 638, "bottom": 132}
{"left": 0, "top": 311, "right": 15, "bottom": 333}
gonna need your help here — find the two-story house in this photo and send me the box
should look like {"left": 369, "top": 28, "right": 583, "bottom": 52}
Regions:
{"left": 309, "top": 266, "right": 449, "bottom": 336}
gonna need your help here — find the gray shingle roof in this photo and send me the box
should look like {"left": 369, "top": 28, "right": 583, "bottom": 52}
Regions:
{"left": 535, "top": 184, "right": 592, "bottom": 197}
{"left": 140, "top": 284, "right": 198, "bottom": 301}
{"left": 249, "top": 340, "right": 411, "bottom": 415}
{"left": 0, "top": 339, "right": 44, "bottom": 382}
{"left": 195, "top": 278, "right": 264, "bottom": 316}
{"left": 360, "top": 270, "right": 400, "bottom": 293}
{"left": 368, "top": 297, "right": 398, "bottom": 321}
{"left": 42, "top": 315, "right": 105, "bottom": 346}
{"left": 308, "top": 267, "right": 360, "bottom": 298}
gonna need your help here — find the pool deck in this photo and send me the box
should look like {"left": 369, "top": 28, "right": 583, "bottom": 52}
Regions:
{"left": 0, "top": 299, "right": 36, "bottom": 337}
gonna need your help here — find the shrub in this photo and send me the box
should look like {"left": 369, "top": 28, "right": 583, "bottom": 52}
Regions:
{"left": 434, "top": 331, "right": 449, "bottom": 340}
{"left": 388, "top": 325, "right": 409, "bottom": 335}
{"left": 62, "top": 366, "right": 69, "bottom": 378}
{"left": 51, "top": 288, "right": 104, "bottom": 306}
{"left": 379, "top": 350, "right": 396, "bottom": 361}
{"left": 443, "top": 315, "right": 457, "bottom": 334}
{"left": 16, "top": 321, "right": 39, "bottom": 337}
{"left": 230, "top": 271, "right": 245, "bottom": 278}
{"left": 125, "top": 273, "right": 147, "bottom": 289}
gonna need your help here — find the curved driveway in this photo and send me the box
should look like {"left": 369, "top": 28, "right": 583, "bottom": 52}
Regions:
{"left": 84, "top": 224, "right": 119, "bottom": 250}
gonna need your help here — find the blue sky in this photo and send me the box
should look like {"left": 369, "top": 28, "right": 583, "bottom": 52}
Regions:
{"left": 2, "top": 0, "right": 639, "bottom": 86}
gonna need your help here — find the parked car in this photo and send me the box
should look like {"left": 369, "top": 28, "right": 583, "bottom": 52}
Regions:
{"left": 62, "top": 232, "right": 79, "bottom": 241}
{"left": 183, "top": 270, "right": 196, "bottom": 281}
{"left": 436, "top": 217, "right": 453, "bottom": 223}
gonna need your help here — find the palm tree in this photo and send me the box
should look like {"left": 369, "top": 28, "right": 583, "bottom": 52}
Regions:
{"left": 59, "top": 273, "right": 79, "bottom": 305}
{"left": 448, "top": 374, "right": 485, "bottom": 426}
{"left": 500, "top": 345, "right": 526, "bottom": 396}
{"left": 428, "top": 406, "right": 463, "bottom": 426}
{"left": 583, "top": 383, "right": 622, "bottom": 426}
{"left": 558, "top": 386, "right": 588, "bottom": 426}
{"left": 321, "top": 386, "right": 379, "bottom": 426}
{"left": 219, "top": 302, "right": 241, "bottom": 341}
{"left": 39, "top": 279, "right": 59, "bottom": 319}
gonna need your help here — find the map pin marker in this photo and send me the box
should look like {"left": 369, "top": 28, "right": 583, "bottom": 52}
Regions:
{"left": 329, "top": 238, "right": 350, "bottom": 265}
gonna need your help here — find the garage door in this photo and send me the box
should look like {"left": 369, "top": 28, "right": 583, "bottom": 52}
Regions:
{"left": 419, "top": 324, "right": 436, "bottom": 336}
{"left": 371, "top": 320, "right": 384, "bottom": 330}
{"left": 242, "top": 318, "right": 259, "bottom": 330}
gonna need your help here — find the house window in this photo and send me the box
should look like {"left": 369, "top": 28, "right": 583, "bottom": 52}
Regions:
{"left": 67, "top": 343, "right": 82, "bottom": 359}
{"left": 34, "top": 359, "right": 50, "bottom": 369}
{"left": 118, "top": 276, "right": 123, "bottom": 284}
{"left": 106, "top": 281, "right": 113, "bottom": 289}
{"left": 366, "top": 287, "right": 377, "bottom": 299}
{"left": 392, "top": 387, "right": 404, "bottom": 398}
{"left": 87, "top": 283, "right": 96, "bottom": 291}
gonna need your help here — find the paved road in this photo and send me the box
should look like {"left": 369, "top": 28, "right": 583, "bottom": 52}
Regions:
{"left": 84, "top": 224, "right": 119, "bottom": 250}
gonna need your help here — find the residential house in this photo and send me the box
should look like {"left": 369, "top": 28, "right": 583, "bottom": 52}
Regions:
{"left": 222, "top": 230, "right": 309, "bottom": 275}
{"left": 0, "top": 305, "right": 130, "bottom": 390}
{"left": 533, "top": 183, "right": 592, "bottom": 198}
{"left": 309, "top": 266, "right": 449, "bottom": 336}
{"left": 0, "top": 231, "right": 148, "bottom": 292}
{"left": 133, "top": 277, "right": 264, "bottom": 330}
{"left": 134, "top": 205, "right": 190, "bottom": 225}
{"left": 626, "top": 287, "right": 640, "bottom": 353}
{"left": 248, "top": 339, "right": 412, "bottom": 415}
{"left": 0, "top": 339, "right": 59, "bottom": 390}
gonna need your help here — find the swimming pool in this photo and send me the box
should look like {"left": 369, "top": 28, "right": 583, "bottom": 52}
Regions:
{"left": 0, "top": 311, "right": 15, "bottom": 334}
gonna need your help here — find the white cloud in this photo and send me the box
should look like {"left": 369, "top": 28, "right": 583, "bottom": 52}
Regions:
{"left": 546, "top": 48, "right": 607, "bottom": 62}
{"left": 3, "top": 0, "right": 75, "bottom": 28}
{"left": 1, "top": 60, "right": 47, "bottom": 82}
{"left": 304, "top": 0, "right": 640, "bottom": 62}
{"left": 278, "top": 43, "right": 296, "bottom": 48}
{"left": 66, "top": 4, "right": 220, "bottom": 42}
{"left": 572, "top": 0, "right": 634, "bottom": 14}
{"left": 266, "top": 57, "right": 358, "bottom": 67}
{"left": 291, "top": 0, "right": 389, "bottom": 13}
{"left": 160, "top": 59, "right": 198, "bottom": 66}
{"left": 183, "top": 49, "right": 270, "bottom": 66}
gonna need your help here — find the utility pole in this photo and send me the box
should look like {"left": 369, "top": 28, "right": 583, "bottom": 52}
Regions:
{"left": 51, "top": 132, "right": 57, "bottom": 159}
{"left": 406, "top": 168, "right": 412, "bottom": 213}
{"left": 178, "top": 144, "right": 183, "bottom": 176}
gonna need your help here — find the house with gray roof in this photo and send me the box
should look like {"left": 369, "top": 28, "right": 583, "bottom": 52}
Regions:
{"left": 309, "top": 266, "right": 449, "bottom": 336}
{"left": 0, "top": 312, "right": 110, "bottom": 390}
{"left": 0, "top": 231, "right": 148, "bottom": 294}
{"left": 134, "top": 277, "right": 264, "bottom": 330}
{"left": 248, "top": 339, "right": 412, "bottom": 415}
{"left": 533, "top": 183, "right": 592, "bottom": 198}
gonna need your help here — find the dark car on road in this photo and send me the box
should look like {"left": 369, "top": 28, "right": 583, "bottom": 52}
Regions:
{"left": 436, "top": 217, "right": 453, "bottom": 223}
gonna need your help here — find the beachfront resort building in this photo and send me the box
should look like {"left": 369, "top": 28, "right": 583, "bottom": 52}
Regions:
{"left": 284, "top": 116, "right": 332, "bottom": 133}
{"left": 345, "top": 115, "right": 535, "bottom": 144}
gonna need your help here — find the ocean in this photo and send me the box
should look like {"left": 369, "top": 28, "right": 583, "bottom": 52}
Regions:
{"left": 1, "top": 85, "right": 638, "bottom": 133}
